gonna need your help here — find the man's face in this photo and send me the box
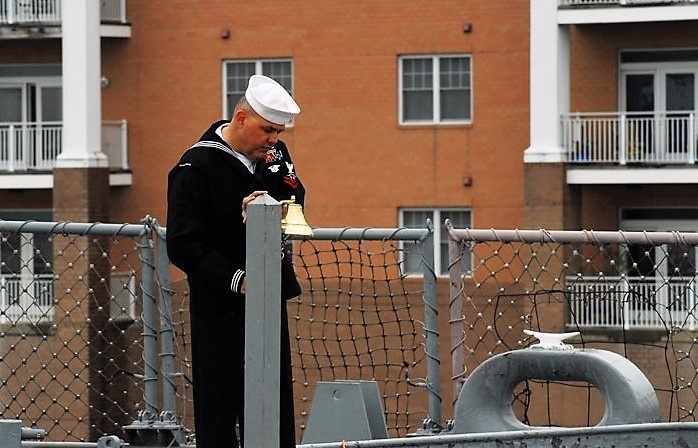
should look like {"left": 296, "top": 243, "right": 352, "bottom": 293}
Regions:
{"left": 239, "top": 111, "right": 285, "bottom": 161}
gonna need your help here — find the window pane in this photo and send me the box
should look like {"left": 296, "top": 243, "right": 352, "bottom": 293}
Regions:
{"left": 41, "top": 86, "right": 62, "bottom": 121}
{"left": 440, "top": 210, "right": 472, "bottom": 275}
{"left": 625, "top": 244, "right": 655, "bottom": 276}
{"left": 666, "top": 73, "right": 694, "bottom": 111}
{"left": 402, "top": 58, "right": 433, "bottom": 122}
{"left": 402, "top": 210, "right": 433, "bottom": 274}
{"left": 403, "top": 58, "right": 433, "bottom": 89}
{"left": 403, "top": 91, "right": 433, "bottom": 121}
{"left": 625, "top": 74, "right": 654, "bottom": 112}
{"left": 440, "top": 57, "right": 471, "bottom": 120}
{"left": 0, "top": 88, "right": 22, "bottom": 122}
{"left": 441, "top": 90, "right": 469, "bottom": 120}
{"left": 668, "top": 243, "right": 695, "bottom": 277}
{"left": 225, "top": 62, "right": 256, "bottom": 117}
{"left": 0, "top": 233, "right": 20, "bottom": 274}
{"left": 262, "top": 61, "right": 293, "bottom": 93}
{"left": 403, "top": 210, "right": 432, "bottom": 228}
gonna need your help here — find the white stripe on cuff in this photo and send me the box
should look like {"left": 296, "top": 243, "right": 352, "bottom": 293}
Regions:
{"left": 231, "top": 269, "right": 246, "bottom": 293}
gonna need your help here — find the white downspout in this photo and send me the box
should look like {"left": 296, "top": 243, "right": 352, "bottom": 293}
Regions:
{"left": 525, "top": 0, "right": 570, "bottom": 163}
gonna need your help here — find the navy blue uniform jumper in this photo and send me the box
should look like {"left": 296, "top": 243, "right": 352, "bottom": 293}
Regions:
{"left": 166, "top": 120, "right": 304, "bottom": 447}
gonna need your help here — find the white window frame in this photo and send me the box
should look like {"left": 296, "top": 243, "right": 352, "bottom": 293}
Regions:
{"left": 222, "top": 58, "right": 294, "bottom": 120}
{"left": 398, "top": 54, "right": 473, "bottom": 125}
{"left": 399, "top": 208, "right": 473, "bottom": 276}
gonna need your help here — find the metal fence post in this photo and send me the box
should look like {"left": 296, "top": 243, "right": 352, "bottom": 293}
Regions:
{"left": 153, "top": 221, "right": 177, "bottom": 418}
{"left": 124, "top": 218, "right": 187, "bottom": 446}
{"left": 420, "top": 220, "right": 441, "bottom": 428}
{"left": 0, "top": 420, "right": 20, "bottom": 448}
{"left": 446, "top": 220, "right": 467, "bottom": 408}
{"left": 138, "top": 228, "right": 159, "bottom": 419}
{"left": 244, "top": 194, "right": 282, "bottom": 448}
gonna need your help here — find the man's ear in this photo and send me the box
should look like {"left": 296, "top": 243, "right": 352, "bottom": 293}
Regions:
{"left": 232, "top": 108, "right": 248, "bottom": 127}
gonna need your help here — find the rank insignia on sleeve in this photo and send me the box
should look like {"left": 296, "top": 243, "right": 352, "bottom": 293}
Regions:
{"left": 283, "top": 176, "right": 299, "bottom": 188}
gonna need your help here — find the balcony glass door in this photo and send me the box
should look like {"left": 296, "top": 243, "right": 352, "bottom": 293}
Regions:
{"left": 0, "top": 79, "right": 61, "bottom": 171}
{"left": 0, "top": 86, "right": 22, "bottom": 170}
{"left": 36, "top": 85, "right": 62, "bottom": 169}
{"left": 623, "top": 67, "right": 697, "bottom": 163}
{"left": 624, "top": 73, "right": 655, "bottom": 161}
{"left": 665, "top": 72, "right": 694, "bottom": 159}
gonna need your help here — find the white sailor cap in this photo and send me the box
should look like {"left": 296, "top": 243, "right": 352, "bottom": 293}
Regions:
{"left": 245, "top": 75, "right": 301, "bottom": 126}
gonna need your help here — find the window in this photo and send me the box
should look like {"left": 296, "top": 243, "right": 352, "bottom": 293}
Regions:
{"left": 400, "top": 208, "right": 472, "bottom": 276}
{"left": 223, "top": 59, "right": 294, "bottom": 119}
{"left": 399, "top": 55, "right": 472, "bottom": 124}
{"left": 0, "top": 210, "right": 53, "bottom": 326}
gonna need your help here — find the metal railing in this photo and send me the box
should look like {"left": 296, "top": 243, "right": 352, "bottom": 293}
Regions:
{"left": 562, "top": 111, "right": 697, "bottom": 165}
{"left": 0, "top": 120, "right": 129, "bottom": 171}
{"left": 0, "top": 0, "right": 128, "bottom": 25}
{"left": 566, "top": 276, "right": 698, "bottom": 329}
{"left": 0, "top": 0, "right": 60, "bottom": 25}
{"left": 559, "top": 0, "right": 698, "bottom": 6}
{"left": 0, "top": 274, "right": 54, "bottom": 324}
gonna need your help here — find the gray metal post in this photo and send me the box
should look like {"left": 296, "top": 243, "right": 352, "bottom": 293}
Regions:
{"left": 420, "top": 220, "right": 441, "bottom": 427}
{"left": 447, "top": 220, "right": 467, "bottom": 406}
{"left": 139, "top": 230, "right": 159, "bottom": 419}
{"left": 0, "top": 420, "right": 21, "bottom": 448}
{"left": 244, "top": 194, "right": 283, "bottom": 448}
{"left": 153, "top": 222, "right": 177, "bottom": 417}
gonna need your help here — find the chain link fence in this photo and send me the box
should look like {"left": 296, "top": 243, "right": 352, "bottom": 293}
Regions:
{"left": 8, "top": 216, "right": 698, "bottom": 444}
{"left": 447, "top": 224, "right": 698, "bottom": 427}
{"left": 0, "top": 218, "right": 439, "bottom": 444}
{"left": 0, "top": 220, "right": 148, "bottom": 442}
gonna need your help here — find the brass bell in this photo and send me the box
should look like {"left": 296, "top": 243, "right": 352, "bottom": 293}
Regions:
{"left": 280, "top": 195, "right": 314, "bottom": 236}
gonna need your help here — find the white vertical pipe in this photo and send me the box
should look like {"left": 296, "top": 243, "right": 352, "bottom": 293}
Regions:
{"left": 57, "top": 0, "right": 107, "bottom": 168}
{"left": 525, "top": 0, "right": 570, "bottom": 163}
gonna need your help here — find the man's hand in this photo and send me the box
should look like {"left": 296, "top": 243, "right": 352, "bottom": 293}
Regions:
{"left": 242, "top": 190, "right": 268, "bottom": 223}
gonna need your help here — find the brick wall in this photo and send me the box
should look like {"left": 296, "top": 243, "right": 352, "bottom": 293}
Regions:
{"left": 104, "top": 0, "right": 531, "bottom": 231}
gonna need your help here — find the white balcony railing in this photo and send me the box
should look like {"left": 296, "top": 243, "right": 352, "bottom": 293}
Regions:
{"left": 559, "top": 0, "right": 698, "bottom": 6}
{"left": 0, "top": 274, "right": 54, "bottom": 324}
{"left": 0, "top": 0, "right": 127, "bottom": 25}
{"left": 0, "top": 0, "right": 59, "bottom": 25}
{"left": 567, "top": 276, "right": 698, "bottom": 330}
{"left": 0, "top": 120, "right": 129, "bottom": 172}
{"left": 562, "top": 111, "right": 698, "bottom": 165}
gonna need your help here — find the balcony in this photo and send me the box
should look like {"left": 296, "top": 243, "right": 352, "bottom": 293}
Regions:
{"left": 557, "top": 0, "right": 698, "bottom": 24}
{"left": 560, "top": 0, "right": 698, "bottom": 6}
{"left": 562, "top": 112, "right": 697, "bottom": 165}
{"left": 0, "top": 0, "right": 130, "bottom": 38}
{"left": 567, "top": 276, "right": 698, "bottom": 330}
{"left": 0, "top": 120, "right": 130, "bottom": 188}
{"left": 0, "top": 273, "right": 53, "bottom": 325}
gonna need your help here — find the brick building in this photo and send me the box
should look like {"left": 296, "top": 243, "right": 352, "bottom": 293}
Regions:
{"left": 1, "top": 0, "right": 698, "bottom": 440}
